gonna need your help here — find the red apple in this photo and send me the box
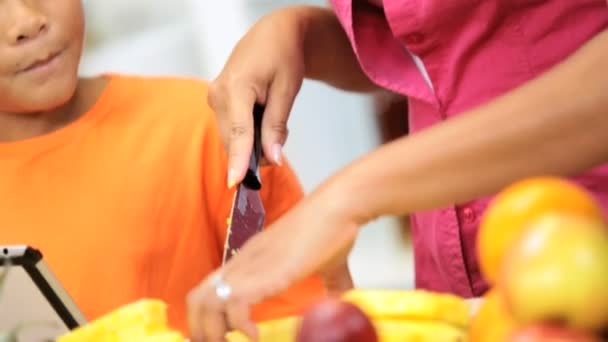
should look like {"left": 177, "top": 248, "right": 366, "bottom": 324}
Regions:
{"left": 296, "top": 297, "right": 378, "bottom": 342}
{"left": 501, "top": 214, "right": 608, "bottom": 332}
{"left": 509, "top": 324, "right": 603, "bottom": 342}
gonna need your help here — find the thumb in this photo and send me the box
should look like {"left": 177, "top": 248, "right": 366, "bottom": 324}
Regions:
{"left": 226, "top": 86, "right": 258, "bottom": 188}
{"left": 261, "top": 74, "right": 301, "bottom": 165}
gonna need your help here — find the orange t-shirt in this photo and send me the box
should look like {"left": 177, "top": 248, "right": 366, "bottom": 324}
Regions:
{"left": 0, "top": 74, "right": 326, "bottom": 334}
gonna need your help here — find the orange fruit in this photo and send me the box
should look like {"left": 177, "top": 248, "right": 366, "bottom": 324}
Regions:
{"left": 470, "top": 288, "right": 518, "bottom": 342}
{"left": 478, "top": 177, "right": 604, "bottom": 284}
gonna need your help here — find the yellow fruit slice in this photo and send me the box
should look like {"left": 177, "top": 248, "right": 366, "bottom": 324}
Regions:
{"left": 226, "top": 316, "right": 300, "bottom": 342}
{"left": 57, "top": 299, "right": 183, "bottom": 342}
{"left": 57, "top": 325, "right": 120, "bottom": 342}
{"left": 145, "top": 331, "right": 187, "bottom": 342}
{"left": 375, "top": 319, "right": 468, "bottom": 342}
{"left": 343, "top": 290, "right": 471, "bottom": 328}
{"left": 96, "top": 299, "right": 168, "bottom": 333}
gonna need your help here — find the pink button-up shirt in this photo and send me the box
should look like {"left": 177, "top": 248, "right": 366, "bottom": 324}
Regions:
{"left": 329, "top": 0, "right": 608, "bottom": 297}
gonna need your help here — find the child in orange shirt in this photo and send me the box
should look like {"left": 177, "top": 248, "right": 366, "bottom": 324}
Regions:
{"left": 0, "top": 0, "right": 330, "bottom": 335}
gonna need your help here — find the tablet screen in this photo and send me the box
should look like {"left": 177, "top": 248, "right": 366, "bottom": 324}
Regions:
{"left": 0, "top": 264, "right": 70, "bottom": 341}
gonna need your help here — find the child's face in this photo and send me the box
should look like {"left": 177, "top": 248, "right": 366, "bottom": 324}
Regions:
{"left": 0, "top": 0, "right": 84, "bottom": 113}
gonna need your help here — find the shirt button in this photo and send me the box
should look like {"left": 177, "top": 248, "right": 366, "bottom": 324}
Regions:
{"left": 462, "top": 207, "right": 476, "bottom": 224}
{"left": 404, "top": 32, "right": 424, "bottom": 45}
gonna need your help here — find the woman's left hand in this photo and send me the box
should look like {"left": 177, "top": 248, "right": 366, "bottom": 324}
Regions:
{"left": 186, "top": 188, "right": 360, "bottom": 342}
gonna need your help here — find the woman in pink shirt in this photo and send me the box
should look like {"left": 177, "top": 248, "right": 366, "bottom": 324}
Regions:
{"left": 187, "top": 1, "right": 608, "bottom": 340}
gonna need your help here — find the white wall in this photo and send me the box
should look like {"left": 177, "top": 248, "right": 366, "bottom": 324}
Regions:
{"left": 80, "top": 0, "right": 413, "bottom": 289}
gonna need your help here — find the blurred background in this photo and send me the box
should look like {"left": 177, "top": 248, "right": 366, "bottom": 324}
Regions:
{"left": 79, "top": 0, "right": 413, "bottom": 289}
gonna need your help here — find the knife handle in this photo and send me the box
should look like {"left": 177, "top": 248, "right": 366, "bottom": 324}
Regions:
{"left": 253, "top": 103, "right": 264, "bottom": 163}
{"left": 242, "top": 104, "right": 264, "bottom": 190}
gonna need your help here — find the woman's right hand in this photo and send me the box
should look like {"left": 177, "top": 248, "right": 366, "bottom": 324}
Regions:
{"left": 208, "top": 8, "right": 308, "bottom": 187}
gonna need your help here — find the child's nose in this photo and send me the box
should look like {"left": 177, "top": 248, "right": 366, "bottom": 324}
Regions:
{"left": 6, "top": 3, "right": 48, "bottom": 45}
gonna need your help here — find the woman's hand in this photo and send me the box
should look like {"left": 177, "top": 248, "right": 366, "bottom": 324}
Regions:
{"left": 208, "top": 7, "right": 308, "bottom": 188}
{"left": 208, "top": 6, "right": 376, "bottom": 188}
{"left": 186, "top": 186, "right": 360, "bottom": 341}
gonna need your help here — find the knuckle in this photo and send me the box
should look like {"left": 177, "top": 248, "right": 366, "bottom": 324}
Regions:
{"left": 207, "top": 298, "right": 222, "bottom": 311}
{"left": 228, "top": 149, "right": 245, "bottom": 160}
{"left": 230, "top": 124, "right": 250, "bottom": 138}
{"left": 186, "top": 290, "right": 201, "bottom": 308}
{"left": 272, "top": 88, "right": 297, "bottom": 104}
{"left": 229, "top": 290, "right": 249, "bottom": 307}
{"left": 269, "top": 121, "right": 289, "bottom": 135}
{"left": 227, "top": 290, "right": 247, "bottom": 308}
{"left": 277, "top": 71, "right": 303, "bottom": 94}
{"left": 227, "top": 294, "right": 244, "bottom": 307}
{"left": 285, "top": 80, "right": 303, "bottom": 96}
{"left": 207, "top": 82, "right": 225, "bottom": 109}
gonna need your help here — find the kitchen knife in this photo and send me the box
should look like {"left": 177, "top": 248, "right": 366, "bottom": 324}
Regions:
{"left": 222, "top": 104, "right": 265, "bottom": 264}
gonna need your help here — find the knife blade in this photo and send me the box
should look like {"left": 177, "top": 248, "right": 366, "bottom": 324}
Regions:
{"left": 222, "top": 104, "right": 266, "bottom": 264}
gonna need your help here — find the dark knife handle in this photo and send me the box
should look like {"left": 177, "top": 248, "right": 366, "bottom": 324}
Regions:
{"left": 242, "top": 104, "right": 264, "bottom": 190}
{"left": 253, "top": 103, "right": 264, "bottom": 165}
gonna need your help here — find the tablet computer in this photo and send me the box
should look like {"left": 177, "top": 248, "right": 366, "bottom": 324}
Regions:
{"left": 0, "top": 245, "right": 87, "bottom": 341}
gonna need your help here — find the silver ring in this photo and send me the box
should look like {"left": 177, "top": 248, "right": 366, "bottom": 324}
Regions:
{"left": 211, "top": 273, "right": 232, "bottom": 301}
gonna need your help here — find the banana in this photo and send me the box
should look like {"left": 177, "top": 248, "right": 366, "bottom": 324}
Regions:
{"left": 374, "top": 320, "right": 467, "bottom": 342}
{"left": 343, "top": 289, "right": 471, "bottom": 328}
{"left": 226, "top": 316, "right": 300, "bottom": 342}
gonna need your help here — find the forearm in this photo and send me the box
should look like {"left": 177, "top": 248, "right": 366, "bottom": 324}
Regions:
{"left": 326, "top": 29, "right": 608, "bottom": 223}
{"left": 285, "top": 6, "right": 379, "bottom": 92}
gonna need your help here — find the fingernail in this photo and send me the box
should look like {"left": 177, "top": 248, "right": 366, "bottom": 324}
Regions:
{"left": 227, "top": 168, "right": 238, "bottom": 188}
{"left": 271, "top": 144, "right": 283, "bottom": 166}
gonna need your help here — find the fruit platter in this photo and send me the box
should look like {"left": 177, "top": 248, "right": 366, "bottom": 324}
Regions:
{"left": 227, "top": 289, "right": 472, "bottom": 342}
{"left": 57, "top": 177, "right": 608, "bottom": 341}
